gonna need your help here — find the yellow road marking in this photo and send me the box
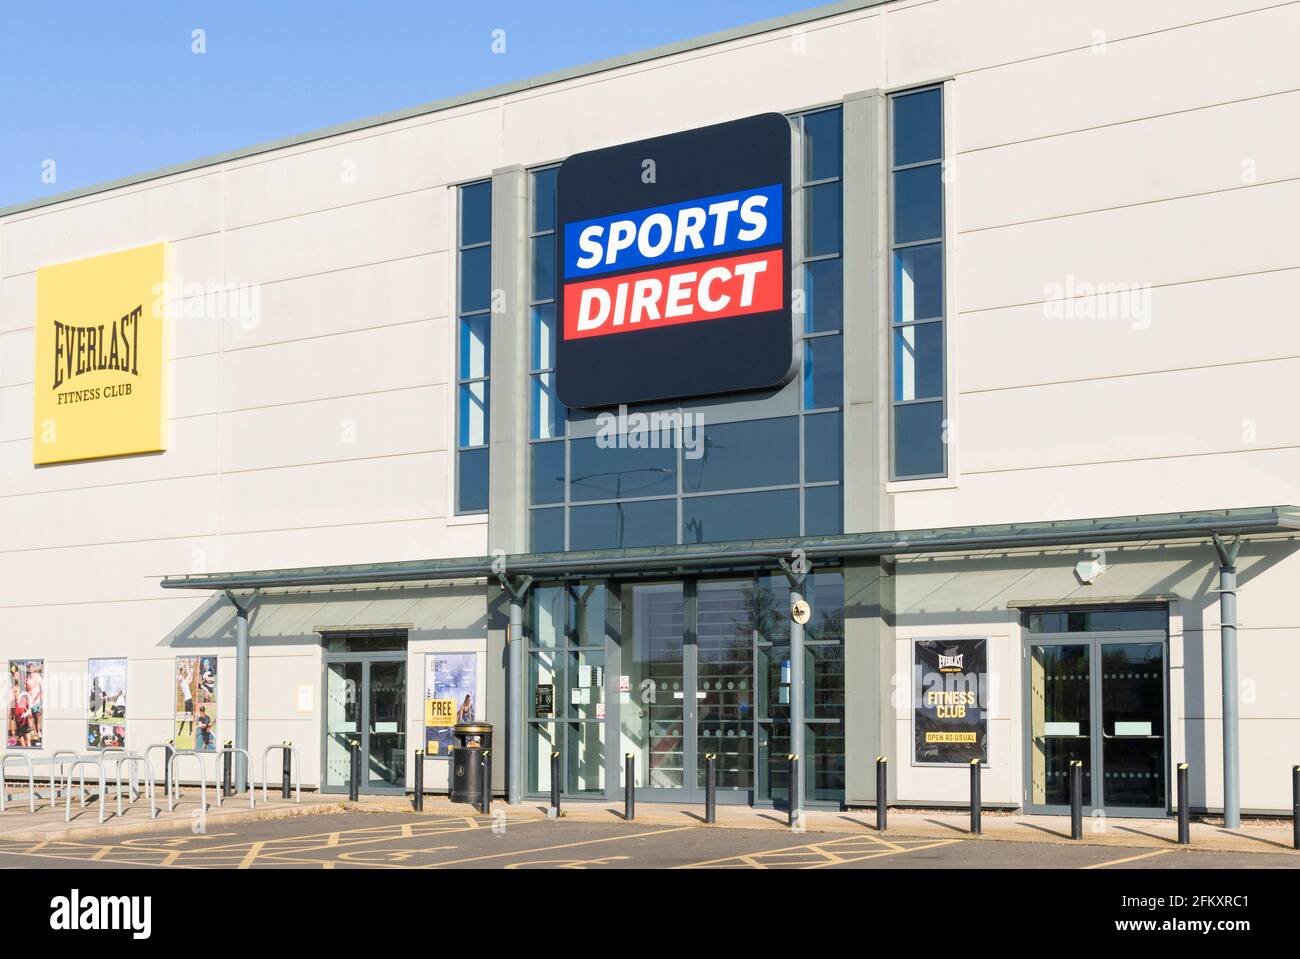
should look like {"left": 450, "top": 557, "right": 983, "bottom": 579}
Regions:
{"left": 803, "top": 838, "right": 962, "bottom": 868}
{"left": 1082, "top": 848, "right": 1175, "bottom": 869}
{"left": 424, "top": 826, "right": 695, "bottom": 868}
{"left": 506, "top": 854, "right": 630, "bottom": 869}
{"left": 237, "top": 841, "right": 266, "bottom": 869}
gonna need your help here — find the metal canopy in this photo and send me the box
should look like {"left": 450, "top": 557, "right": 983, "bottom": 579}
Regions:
{"left": 159, "top": 505, "right": 1300, "bottom": 592}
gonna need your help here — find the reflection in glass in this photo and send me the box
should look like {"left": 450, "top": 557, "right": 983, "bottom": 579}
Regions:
{"left": 683, "top": 417, "right": 798, "bottom": 493}
{"left": 622, "top": 585, "right": 686, "bottom": 790}
{"left": 894, "top": 323, "right": 944, "bottom": 402}
{"left": 367, "top": 661, "right": 406, "bottom": 786}
{"left": 570, "top": 500, "right": 677, "bottom": 550}
{"left": 696, "top": 581, "right": 756, "bottom": 790}
{"left": 325, "top": 661, "right": 362, "bottom": 788}
{"left": 894, "top": 243, "right": 943, "bottom": 323}
{"left": 1101, "top": 642, "right": 1165, "bottom": 808}
{"left": 1029, "top": 644, "right": 1091, "bottom": 806}
{"left": 683, "top": 489, "right": 799, "bottom": 544}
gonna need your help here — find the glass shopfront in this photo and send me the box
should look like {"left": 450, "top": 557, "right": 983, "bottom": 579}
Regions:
{"left": 1023, "top": 607, "right": 1169, "bottom": 816}
{"left": 526, "top": 573, "right": 846, "bottom": 806}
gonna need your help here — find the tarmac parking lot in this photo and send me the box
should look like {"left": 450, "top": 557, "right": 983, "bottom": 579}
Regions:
{"left": 0, "top": 811, "right": 1295, "bottom": 870}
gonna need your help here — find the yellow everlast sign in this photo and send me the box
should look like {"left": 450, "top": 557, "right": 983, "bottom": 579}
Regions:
{"left": 33, "top": 243, "right": 168, "bottom": 465}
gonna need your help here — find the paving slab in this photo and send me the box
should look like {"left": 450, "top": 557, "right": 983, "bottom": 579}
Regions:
{"left": 346, "top": 796, "right": 1299, "bottom": 856}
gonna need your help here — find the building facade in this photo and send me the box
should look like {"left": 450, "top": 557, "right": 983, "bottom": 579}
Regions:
{"left": 3, "top": 0, "right": 1299, "bottom": 818}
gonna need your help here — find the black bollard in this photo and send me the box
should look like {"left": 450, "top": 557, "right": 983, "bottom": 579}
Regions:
{"left": 282, "top": 741, "right": 292, "bottom": 800}
{"left": 222, "top": 741, "right": 233, "bottom": 798}
{"left": 704, "top": 754, "right": 717, "bottom": 824}
{"left": 624, "top": 753, "right": 635, "bottom": 821}
{"left": 969, "top": 758, "right": 982, "bottom": 835}
{"left": 1177, "top": 763, "right": 1190, "bottom": 845}
{"left": 164, "top": 742, "right": 175, "bottom": 797}
{"left": 480, "top": 749, "right": 492, "bottom": 814}
{"left": 1292, "top": 765, "right": 1299, "bottom": 851}
{"left": 787, "top": 754, "right": 799, "bottom": 828}
{"left": 550, "top": 751, "right": 561, "bottom": 815}
{"left": 876, "top": 756, "right": 888, "bottom": 832}
{"left": 413, "top": 749, "right": 424, "bottom": 812}
{"left": 348, "top": 740, "right": 360, "bottom": 801}
{"left": 1069, "top": 760, "right": 1083, "bottom": 840}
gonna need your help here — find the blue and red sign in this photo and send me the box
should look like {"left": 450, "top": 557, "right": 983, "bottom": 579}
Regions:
{"left": 556, "top": 114, "right": 794, "bottom": 408}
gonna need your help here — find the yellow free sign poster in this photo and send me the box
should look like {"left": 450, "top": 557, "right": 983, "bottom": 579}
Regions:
{"left": 33, "top": 242, "right": 168, "bottom": 465}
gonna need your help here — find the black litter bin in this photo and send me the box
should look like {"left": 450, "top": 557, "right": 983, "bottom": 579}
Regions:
{"left": 449, "top": 722, "right": 493, "bottom": 805}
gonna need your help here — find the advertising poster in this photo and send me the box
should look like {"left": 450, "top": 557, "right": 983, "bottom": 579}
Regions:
{"left": 424, "top": 652, "right": 478, "bottom": 756}
{"left": 913, "top": 638, "right": 988, "bottom": 765}
{"left": 87, "top": 657, "right": 128, "bottom": 749}
{"left": 174, "top": 655, "right": 218, "bottom": 752}
{"left": 7, "top": 659, "right": 44, "bottom": 749}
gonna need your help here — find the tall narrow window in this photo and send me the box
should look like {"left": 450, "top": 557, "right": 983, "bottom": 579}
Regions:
{"left": 798, "top": 106, "right": 844, "bottom": 535}
{"left": 528, "top": 166, "right": 566, "bottom": 550}
{"left": 889, "top": 86, "right": 946, "bottom": 479}
{"left": 456, "top": 181, "right": 492, "bottom": 514}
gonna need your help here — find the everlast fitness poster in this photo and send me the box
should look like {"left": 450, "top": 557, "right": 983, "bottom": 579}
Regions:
{"left": 913, "top": 638, "right": 988, "bottom": 764}
{"left": 555, "top": 113, "right": 794, "bottom": 408}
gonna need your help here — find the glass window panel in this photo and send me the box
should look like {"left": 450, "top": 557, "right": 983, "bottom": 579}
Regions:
{"left": 532, "top": 167, "right": 557, "bottom": 234}
{"left": 323, "top": 632, "right": 407, "bottom": 653}
{"left": 565, "top": 647, "right": 605, "bottom": 721}
{"left": 756, "top": 575, "right": 792, "bottom": 647}
{"left": 804, "top": 485, "right": 842, "bottom": 537}
{"left": 893, "top": 400, "right": 945, "bottom": 478}
{"left": 528, "top": 649, "right": 561, "bottom": 716}
{"left": 1086, "top": 608, "right": 1168, "bottom": 632}
{"left": 531, "top": 372, "right": 565, "bottom": 440}
{"left": 455, "top": 446, "right": 488, "bottom": 513}
{"left": 567, "top": 582, "right": 606, "bottom": 646}
{"left": 805, "top": 572, "right": 845, "bottom": 643}
{"left": 807, "top": 722, "right": 845, "bottom": 802}
{"left": 458, "top": 314, "right": 490, "bottom": 380}
{"left": 894, "top": 164, "right": 942, "bottom": 245}
{"left": 568, "top": 437, "right": 676, "bottom": 502}
{"left": 531, "top": 234, "right": 555, "bottom": 304}
{"left": 804, "top": 258, "right": 843, "bottom": 334}
{"left": 1029, "top": 643, "right": 1091, "bottom": 806}
{"left": 1101, "top": 642, "right": 1166, "bottom": 808}
{"left": 623, "top": 584, "right": 686, "bottom": 790}
{"left": 893, "top": 323, "right": 944, "bottom": 401}
{"left": 696, "top": 580, "right": 756, "bottom": 791}
{"left": 803, "top": 108, "right": 843, "bottom": 182}
{"left": 458, "top": 380, "right": 488, "bottom": 448}
{"left": 682, "top": 416, "right": 799, "bottom": 493}
{"left": 806, "top": 644, "right": 845, "bottom": 720}
{"left": 805, "top": 181, "right": 842, "bottom": 258}
{"left": 527, "top": 722, "right": 558, "bottom": 793}
{"left": 757, "top": 721, "right": 791, "bottom": 803}
{"left": 757, "top": 641, "right": 791, "bottom": 722}
{"left": 682, "top": 489, "right": 799, "bottom": 544}
{"left": 569, "top": 500, "right": 677, "bottom": 550}
{"left": 530, "top": 507, "right": 564, "bottom": 553}
{"left": 530, "top": 440, "right": 565, "bottom": 505}
{"left": 803, "top": 411, "right": 841, "bottom": 483}
{"left": 893, "top": 243, "right": 943, "bottom": 324}
{"left": 892, "top": 87, "right": 942, "bottom": 167}
{"left": 530, "top": 586, "right": 565, "bottom": 647}
{"left": 531, "top": 304, "right": 557, "bottom": 371}
{"left": 566, "top": 722, "right": 605, "bottom": 794}
{"left": 803, "top": 333, "right": 843, "bottom": 410}
{"left": 459, "top": 181, "right": 492, "bottom": 246}
{"left": 458, "top": 245, "right": 492, "bottom": 315}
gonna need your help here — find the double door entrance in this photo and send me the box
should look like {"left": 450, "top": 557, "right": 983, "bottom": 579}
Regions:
{"left": 1024, "top": 619, "right": 1168, "bottom": 816}
{"left": 323, "top": 633, "right": 407, "bottom": 795}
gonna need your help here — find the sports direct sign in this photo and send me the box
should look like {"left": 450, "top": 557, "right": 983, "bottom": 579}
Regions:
{"left": 555, "top": 114, "right": 794, "bottom": 408}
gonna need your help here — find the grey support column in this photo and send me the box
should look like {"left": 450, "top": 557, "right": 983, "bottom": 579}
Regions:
{"left": 841, "top": 89, "right": 892, "bottom": 536}
{"left": 1213, "top": 534, "right": 1242, "bottom": 829}
{"left": 488, "top": 165, "right": 529, "bottom": 555}
{"left": 780, "top": 559, "right": 808, "bottom": 819}
{"left": 499, "top": 574, "right": 534, "bottom": 805}
{"left": 224, "top": 589, "right": 254, "bottom": 794}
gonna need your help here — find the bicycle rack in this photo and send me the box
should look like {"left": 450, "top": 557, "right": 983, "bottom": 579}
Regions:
{"left": 0, "top": 754, "right": 36, "bottom": 813}
{"left": 215, "top": 746, "right": 255, "bottom": 809}
{"left": 167, "top": 750, "right": 209, "bottom": 813}
{"left": 144, "top": 742, "right": 173, "bottom": 793}
{"left": 49, "top": 750, "right": 82, "bottom": 808}
{"left": 261, "top": 743, "right": 302, "bottom": 804}
{"left": 64, "top": 759, "right": 108, "bottom": 824}
{"left": 111, "top": 753, "right": 158, "bottom": 819}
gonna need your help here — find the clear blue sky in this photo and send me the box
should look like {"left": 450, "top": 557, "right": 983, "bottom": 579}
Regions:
{"left": 0, "top": 0, "right": 828, "bottom": 209}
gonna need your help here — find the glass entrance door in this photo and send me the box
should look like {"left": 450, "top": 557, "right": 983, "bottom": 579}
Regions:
{"left": 1025, "top": 627, "right": 1167, "bottom": 815}
{"left": 622, "top": 583, "right": 690, "bottom": 797}
{"left": 323, "top": 656, "right": 407, "bottom": 794}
